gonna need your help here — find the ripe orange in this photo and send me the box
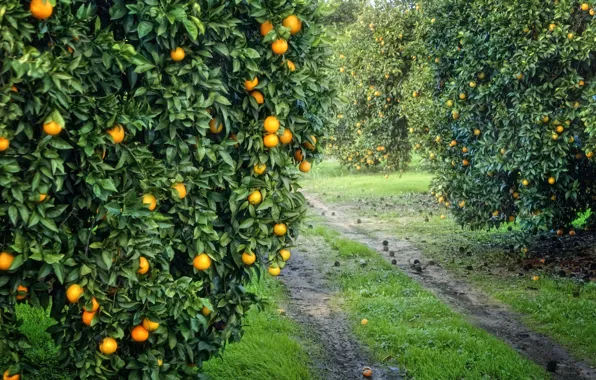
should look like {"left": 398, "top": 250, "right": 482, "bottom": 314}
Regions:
{"left": 248, "top": 190, "right": 262, "bottom": 205}
{"left": 43, "top": 121, "right": 62, "bottom": 136}
{"left": 209, "top": 119, "right": 223, "bottom": 133}
{"left": 522, "top": 179, "right": 530, "bottom": 186}
{"left": 193, "top": 253, "right": 212, "bottom": 271}
{"left": 241, "top": 252, "right": 256, "bottom": 265}
{"left": 473, "top": 129, "right": 481, "bottom": 136}
{"left": 107, "top": 124, "right": 125, "bottom": 144}
{"left": 516, "top": 73, "right": 524, "bottom": 80}
{"left": 263, "top": 134, "right": 279, "bottom": 148}
{"left": 30, "top": 0, "right": 53, "bottom": 20}
{"left": 581, "top": 3, "right": 590, "bottom": 11}
{"left": 16, "top": 285, "right": 28, "bottom": 301}
{"left": 39, "top": 193, "right": 47, "bottom": 202}
{"left": 260, "top": 21, "right": 273, "bottom": 36}
{"left": 446, "top": 100, "right": 454, "bottom": 107}
{"left": 548, "top": 177, "right": 556, "bottom": 185}
{"left": 142, "top": 318, "right": 159, "bottom": 332}
{"left": 142, "top": 194, "right": 157, "bottom": 211}
{"left": 0, "top": 137, "right": 9, "bottom": 152}
{"left": 462, "top": 159, "right": 470, "bottom": 166}
{"left": 82, "top": 311, "right": 96, "bottom": 326}
{"left": 569, "top": 230, "right": 576, "bottom": 236}
{"left": 131, "top": 325, "right": 149, "bottom": 342}
{"left": 172, "top": 183, "right": 187, "bottom": 199}
{"left": 303, "top": 135, "right": 317, "bottom": 150}
{"left": 299, "top": 160, "right": 311, "bottom": 173}
{"left": 264, "top": 116, "right": 280, "bottom": 133}
{"left": 138, "top": 256, "right": 150, "bottom": 275}
{"left": 254, "top": 163, "right": 266, "bottom": 175}
{"left": 452, "top": 110, "right": 460, "bottom": 120}
{"left": 283, "top": 15, "right": 302, "bottom": 35}
{"left": 361, "top": 319, "right": 368, "bottom": 325}
{"left": 459, "top": 93, "right": 466, "bottom": 100}
{"left": 556, "top": 229, "right": 564, "bottom": 236}
{"left": 99, "top": 337, "right": 118, "bottom": 355}
{"left": 0, "top": 252, "right": 15, "bottom": 271}
{"left": 567, "top": 33, "right": 574, "bottom": 40}
{"left": 244, "top": 77, "right": 258, "bottom": 91}
{"left": 3, "top": 370, "right": 20, "bottom": 380}
{"left": 170, "top": 47, "right": 185, "bottom": 62}
{"left": 362, "top": 367, "right": 373, "bottom": 377}
{"left": 556, "top": 125, "right": 564, "bottom": 134}
{"left": 272, "top": 39, "right": 288, "bottom": 55}
{"left": 250, "top": 90, "right": 264, "bottom": 104}
{"left": 279, "top": 249, "right": 291, "bottom": 261}
{"left": 280, "top": 129, "right": 293, "bottom": 144}
{"left": 66, "top": 284, "right": 84, "bottom": 303}
{"left": 157, "top": 359, "right": 163, "bottom": 367}
{"left": 469, "top": 81, "right": 476, "bottom": 88}
{"left": 294, "top": 149, "right": 304, "bottom": 162}
{"left": 268, "top": 266, "right": 281, "bottom": 276}
{"left": 201, "top": 306, "right": 211, "bottom": 316}
{"left": 273, "top": 223, "right": 287, "bottom": 236}
{"left": 84, "top": 297, "right": 100, "bottom": 312}
{"left": 285, "top": 60, "right": 296, "bottom": 71}
{"left": 579, "top": 80, "right": 585, "bottom": 87}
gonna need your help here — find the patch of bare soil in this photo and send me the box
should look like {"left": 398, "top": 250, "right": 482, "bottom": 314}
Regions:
{"left": 305, "top": 192, "right": 596, "bottom": 380}
{"left": 278, "top": 237, "right": 399, "bottom": 380}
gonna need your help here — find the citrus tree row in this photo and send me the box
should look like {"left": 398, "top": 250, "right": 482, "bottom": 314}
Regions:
{"left": 405, "top": 0, "right": 596, "bottom": 235}
{"left": 327, "top": 1, "right": 424, "bottom": 172}
{"left": 0, "top": 0, "right": 335, "bottom": 378}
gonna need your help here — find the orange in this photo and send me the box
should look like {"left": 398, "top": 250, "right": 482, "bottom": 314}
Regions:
{"left": 143, "top": 194, "right": 157, "bottom": 211}
{"left": 0, "top": 252, "right": 15, "bottom": 271}
{"left": 273, "top": 223, "right": 287, "bottom": 236}
{"left": 569, "top": 230, "right": 576, "bottom": 236}
{"left": 201, "top": 306, "right": 211, "bottom": 316}
{"left": 361, "top": 319, "right": 368, "bottom": 325}
{"left": 294, "top": 149, "right": 304, "bottom": 162}
{"left": 283, "top": 15, "right": 302, "bottom": 35}
{"left": 241, "top": 252, "right": 256, "bottom": 265}
{"left": 272, "top": 39, "right": 288, "bottom": 55}
{"left": 285, "top": 60, "right": 296, "bottom": 71}
{"left": 10, "top": 86, "right": 17, "bottom": 92}
{"left": 268, "top": 266, "right": 281, "bottom": 276}
{"left": 548, "top": 177, "right": 556, "bottom": 185}
{"left": 99, "top": 337, "right": 118, "bottom": 355}
{"left": 39, "top": 193, "right": 47, "bottom": 202}
{"left": 299, "top": 160, "right": 311, "bottom": 173}
{"left": 16, "top": 285, "right": 28, "bottom": 301}
{"left": 582, "top": 2, "right": 589, "bottom": 10}
{"left": 172, "top": 183, "right": 187, "bottom": 199}
{"left": 279, "top": 249, "right": 291, "bottom": 261}
{"left": 264, "top": 116, "right": 280, "bottom": 133}
{"left": 263, "top": 134, "right": 279, "bottom": 148}
{"left": 556, "top": 229, "right": 564, "bottom": 236}
{"left": 209, "top": 119, "right": 223, "bottom": 133}
{"left": 66, "top": 284, "right": 84, "bottom": 303}
{"left": 0, "top": 137, "right": 9, "bottom": 152}
{"left": 579, "top": 80, "right": 585, "bottom": 87}
{"left": 248, "top": 190, "right": 262, "bottom": 205}
{"left": 362, "top": 367, "right": 373, "bottom": 377}
{"left": 254, "top": 164, "right": 266, "bottom": 175}
{"left": 522, "top": 179, "right": 530, "bottom": 186}
{"left": 107, "top": 124, "right": 125, "bottom": 144}
{"left": 142, "top": 318, "right": 159, "bottom": 332}
{"left": 84, "top": 297, "right": 100, "bottom": 312}
{"left": 473, "top": 129, "right": 481, "bottom": 136}
{"left": 30, "top": 0, "right": 53, "bottom": 20}
{"left": 260, "top": 21, "right": 273, "bottom": 36}
{"left": 138, "top": 256, "right": 150, "bottom": 275}
{"left": 462, "top": 159, "right": 470, "bottom": 166}
{"left": 82, "top": 311, "right": 96, "bottom": 326}
{"left": 556, "top": 125, "right": 564, "bottom": 134}
{"left": 452, "top": 110, "right": 460, "bottom": 120}
{"left": 303, "top": 135, "right": 317, "bottom": 150}
{"left": 459, "top": 92, "right": 466, "bottom": 100}
{"left": 170, "top": 47, "right": 185, "bottom": 61}
{"left": 250, "top": 90, "right": 264, "bottom": 104}
{"left": 280, "top": 129, "right": 293, "bottom": 144}
{"left": 244, "top": 77, "right": 258, "bottom": 91}
{"left": 446, "top": 99, "right": 454, "bottom": 107}
{"left": 157, "top": 359, "right": 163, "bottom": 366}
{"left": 131, "top": 325, "right": 149, "bottom": 342}
{"left": 43, "top": 121, "right": 62, "bottom": 136}
{"left": 193, "top": 253, "right": 212, "bottom": 271}
{"left": 3, "top": 370, "right": 20, "bottom": 380}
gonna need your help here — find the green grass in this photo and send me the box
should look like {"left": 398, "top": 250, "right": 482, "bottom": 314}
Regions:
{"left": 306, "top": 159, "right": 432, "bottom": 201}
{"left": 304, "top": 225, "right": 548, "bottom": 379}
{"left": 0, "top": 278, "right": 315, "bottom": 380}
{"left": 304, "top": 158, "right": 596, "bottom": 365}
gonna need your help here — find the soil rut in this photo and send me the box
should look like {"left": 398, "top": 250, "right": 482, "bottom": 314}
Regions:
{"left": 278, "top": 241, "right": 399, "bottom": 380}
{"left": 305, "top": 192, "right": 596, "bottom": 380}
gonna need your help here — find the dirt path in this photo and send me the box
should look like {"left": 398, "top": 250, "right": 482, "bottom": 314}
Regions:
{"left": 304, "top": 192, "right": 596, "bottom": 380}
{"left": 278, "top": 240, "right": 400, "bottom": 380}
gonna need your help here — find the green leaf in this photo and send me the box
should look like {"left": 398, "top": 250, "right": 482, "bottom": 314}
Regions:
{"left": 138, "top": 21, "right": 154, "bottom": 38}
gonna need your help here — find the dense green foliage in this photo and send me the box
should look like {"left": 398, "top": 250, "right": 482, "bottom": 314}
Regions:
{"left": 413, "top": 0, "right": 596, "bottom": 232}
{"left": 0, "top": 0, "right": 335, "bottom": 378}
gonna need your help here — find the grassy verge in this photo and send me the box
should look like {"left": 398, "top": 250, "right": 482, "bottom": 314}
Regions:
{"left": 303, "top": 159, "right": 596, "bottom": 365}
{"left": 302, "top": 225, "right": 547, "bottom": 379}
{"left": 0, "top": 278, "right": 315, "bottom": 380}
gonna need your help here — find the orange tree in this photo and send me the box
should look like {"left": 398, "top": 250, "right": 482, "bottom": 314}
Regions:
{"left": 409, "top": 0, "right": 596, "bottom": 234}
{"left": 0, "top": 0, "right": 335, "bottom": 378}
{"left": 328, "top": 1, "right": 425, "bottom": 171}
